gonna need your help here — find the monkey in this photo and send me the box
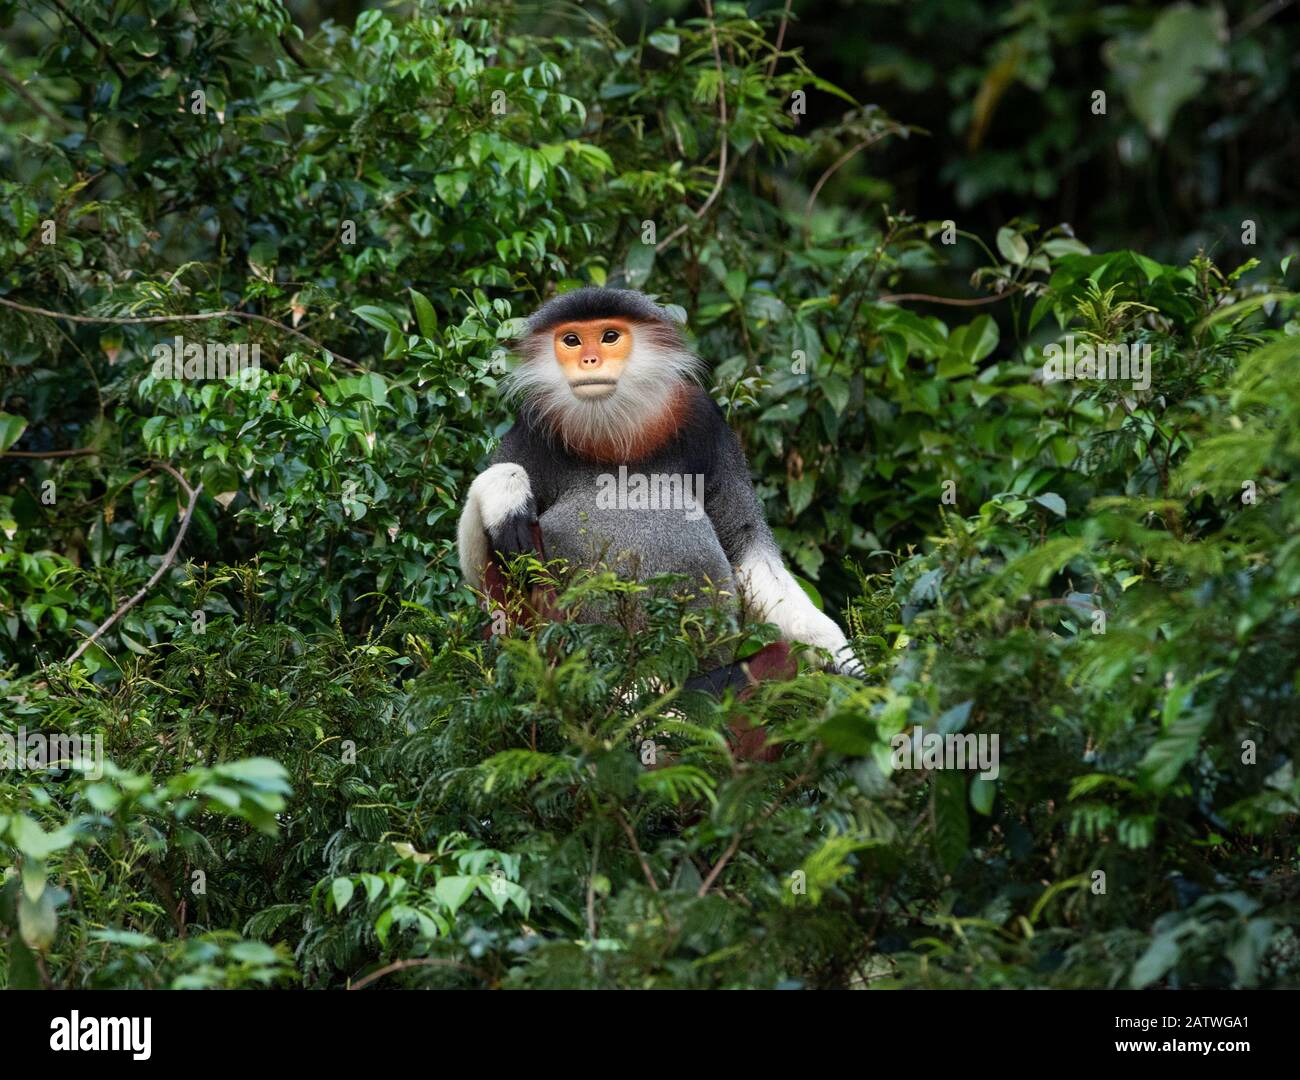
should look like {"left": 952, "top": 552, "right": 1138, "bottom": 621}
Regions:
{"left": 457, "top": 286, "right": 863, "bottom": 678}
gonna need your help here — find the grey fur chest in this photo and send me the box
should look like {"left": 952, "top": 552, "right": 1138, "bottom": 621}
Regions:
{"left": 492, "top": 388, "right": 767, "bottom": 600}
{"left": 539, "top": 463, "right": 735, "bottom": 589}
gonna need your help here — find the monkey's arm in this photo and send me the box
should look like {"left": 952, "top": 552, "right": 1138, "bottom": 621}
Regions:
{"left": 707, "top": 423, "right": 863, "bottom": 677}
{"left": 456, "top": 429, "right": 539, "bottom": 590}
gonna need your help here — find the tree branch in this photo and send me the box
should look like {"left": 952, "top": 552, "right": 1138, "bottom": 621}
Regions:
{"left": 804, "top": 134, "right": 889, "bottom": 228}
{"left": 47, "top": 0, "right": 129, "bottom": 84}
{"left": 586, "top": 830, "right": 602, "bottom": 941}
{"left": 0, "top": 296, "right": 358, "bottom": 367}
{"left": 348, "top": 957, "right": 485, "bottom": 991}
{"left": 1, "top": 447, "right": 96, "bottom": 459}
{"left": 279, "top": 33, "right": 308, "bottom": 69}
{"left": 764, "top": 0, "right": 794, "bottom": 79}
{"left": 66, "top": 464, "right": 203, "bottom": 665}
{"left": 655, "top": 0, "right": 729, "bottom": 254}
{"left": 615, "top": 807, "right": 659, "bottom": 892}
{"left": 0, "top": 59, "right": 72, "bottom": 130}
{"left": 875, "top": 290, "right": 1019, "bottom": 307}
{"left": 698, "top": 750, "right": 822, "bottom": 897}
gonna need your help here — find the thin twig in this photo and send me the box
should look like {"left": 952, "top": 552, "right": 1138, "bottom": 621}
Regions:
{"left": 1, "top": 447, "right": 96, "bottom": 458}
{"left": 143, "top": 860, "right": 187, "bottom": 938}
{"left": 804, "top": 134, "right": 888, "bottom": 228}
{"left": 823, "top": 216, "right": 901, "bottom": 376}
{"left": 655, "top": 0, "right": 729, "bottom": 254}
{"left": 615, "top": 807, "right": 659, "bottom": 892}
{"left": 1236, "top": 0, "right": 1294, "bottom": 37}
{"left": 66, "top": 464, "right": 202, "bottom": 665}
{"left": 279, "top": 33, "right": 308, "bottom": 69}
{"left": 698, "top": 750, "right": 822, "bottom": 897}
{"left": 0, "top": 59, "right": 72, "bottom": 130}
{"left": 764, "top": 0, "right": 794, "bottom": 79}
{"left": 586, "top": 830, "right": 602, "bottom": 941}
{"left": 0, "top": 296, "right": 358, "bottom": 367}
{"left": 697, "top": 832, "right": 743, "bottom": 897}
{"left": 48, "top": 0, "right": 129, "bottom": 84}
{"left": 875, "top": 290, "right": 1018, "bottom": 307}
{"left": 348, "top": 957, "right": 484, "bottom": 991}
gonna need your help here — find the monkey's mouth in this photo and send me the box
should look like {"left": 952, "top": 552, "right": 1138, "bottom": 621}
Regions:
{"left": 569, "top": 378, "right": 618, "bottom": 399}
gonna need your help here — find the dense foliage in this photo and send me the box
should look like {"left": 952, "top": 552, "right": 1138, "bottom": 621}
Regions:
{"left": 0, "top": 1, "right": 1296, "bottom": 989}
{"left": 808, "top": 0, "right": 1300, "bottom": 265}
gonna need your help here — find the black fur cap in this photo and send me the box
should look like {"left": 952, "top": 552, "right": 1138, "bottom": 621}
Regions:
{"left": 525, "top": 287, "right": 683, "bottom": 334}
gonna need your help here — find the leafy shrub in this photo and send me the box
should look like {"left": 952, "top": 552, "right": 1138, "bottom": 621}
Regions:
{"left": 0, "top": 1, "right": 1296, "bottom": 989}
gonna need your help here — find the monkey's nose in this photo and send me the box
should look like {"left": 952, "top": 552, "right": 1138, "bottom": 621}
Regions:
{"left": 580, "top": 354, "right": 601, "bottom": 367}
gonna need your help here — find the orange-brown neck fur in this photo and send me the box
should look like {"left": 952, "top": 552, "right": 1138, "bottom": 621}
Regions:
{"left": 553, "top": 382, "right": 689, "bottom": 464}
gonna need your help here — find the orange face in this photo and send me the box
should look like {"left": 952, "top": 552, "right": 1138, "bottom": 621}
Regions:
{"left": 552, "top": 319, "right": 634, "bottom": 399}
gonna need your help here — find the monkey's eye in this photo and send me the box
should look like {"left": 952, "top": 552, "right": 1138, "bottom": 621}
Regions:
{"left": 562, "top": 333, "right": 581, "bottom": 348}
{"left": 601, "top": 329, "right": 620, "bottom": 344}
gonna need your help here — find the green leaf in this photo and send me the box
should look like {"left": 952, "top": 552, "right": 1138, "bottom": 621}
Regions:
{"left": 933, "top": 770, "right": 969, "bottom": 872}
{"left": 248, "top": 240, "right": 278, "bottom": 281}
{"left": 723, "top": 269, "right": 747, "bottom": 303}
{"left": 213, "top": 758, "right": 291, "bottom": 791}
{"left": 1043, "top": 238, "right": 1091, "bottom": 258}
{"left": 332, "top": 877, "right": 354, "bottom": 913}
{"left": 624, "top": 241, "right": 655, "bottom": 289}
{"left": 409, "top": 288, "right": 439, "bottom": 339}
{"left": 10, "top": 815, "right": 75, "bottom": 859}
{"left": 1103, "top": 5, "right": 1228, "bottom": 140}
{"left": 1130, "top": 930, "right": 1183, "bottom": 988}
{"left": 1034, "top": 492, "right": 1067, "bottom": 517}
{"left": 89, "top": 929, "right": 156, "bottom": 947}
{"left": 936, "top": 700, "right": 973, "bottom": 734}
{"left": 21, "top": 857, "right": 46, "bottom": 903}
{"left": 816, "top": 713, "right": 877, "bottom": 756}
{"left": 996, "top": 227, "right": 1029, "bottom": 265}
{"left": 648, "top": 31, "right": 680, "bottom": 55}
{"left": 970, "top": 777, "right": 996, "bottom": 816}
{"left": 821, "top": 372, "right": 850, "bottom": 415}
{"left": 788, "top": 473, "right": 816, "bottom": 517}
{"left": 19, "top": 889, "right": 57, "bottom": 951}
{"left": 0, "top": 412, "right": 28, "bottom": 453}
{"left": 947, "top": 314, "right": 998, "bottom": 367}
{"left": 7, "top": 937, "right": 40, "bottom": 989}
{"left": 353, "top": 305, "right": 402, "bottom": 334}
{"left": 434, "top": 875, "right": 478, "bottom": 916}
{"left": 1139, "top": 711, "right": 1211, "bottom": 791}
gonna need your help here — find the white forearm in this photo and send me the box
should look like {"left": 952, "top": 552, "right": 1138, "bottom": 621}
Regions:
{"left": 734, "top": 544, "right": 862, "bottom": 676}
{"left": 457, "top": 462, "right": 532, "bottom": 588}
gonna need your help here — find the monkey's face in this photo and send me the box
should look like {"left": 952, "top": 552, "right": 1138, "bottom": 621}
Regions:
{"left": 551, "top": 319, "right": 634, "bottom": 400}
{"left": 508, "top": 289, "right": 703, "bottom": 460}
